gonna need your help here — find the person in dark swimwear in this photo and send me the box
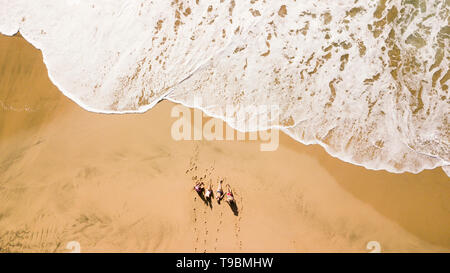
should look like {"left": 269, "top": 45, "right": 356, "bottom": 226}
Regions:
{"left": 194, "top": 182, "right": 204, "bottom": 194}
{"left": 225, "top": 184, "right": 235, "bottom": 204}
{"left": 216, "top": 179, "right": 224, "bottom": 202}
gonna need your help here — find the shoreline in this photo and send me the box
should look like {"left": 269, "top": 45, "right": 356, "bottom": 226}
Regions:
{"left": 5, "top": 31, "right": 448, "bottom": 177}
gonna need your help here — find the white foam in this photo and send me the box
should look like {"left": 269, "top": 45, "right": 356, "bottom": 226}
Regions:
{"left": 443, "top": 166, "right": 450, "bottom": 177}
{"left": 1, "top": 0, "right": 448, "bottom": 176}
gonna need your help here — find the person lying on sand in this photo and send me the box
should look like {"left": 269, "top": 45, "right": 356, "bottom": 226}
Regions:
{"left": 194, "top": 182, "right": 204, "bottom": 193}
{"left": 225, "top": 184, "right": 235, "bottom": 204}
{"left": 205, "top": 182, "right": 213, "bottom": 199}
{"left": 216, "top": 179, "right": 224, "bottom": 202}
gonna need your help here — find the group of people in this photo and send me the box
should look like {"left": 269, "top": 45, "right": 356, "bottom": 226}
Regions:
{"left": 194, "top": 179, "right": 234, "bottom": 204}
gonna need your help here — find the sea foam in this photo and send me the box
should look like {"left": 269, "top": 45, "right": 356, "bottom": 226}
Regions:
{"left": 1, "top": 0, "right": 448, "bottom": 175}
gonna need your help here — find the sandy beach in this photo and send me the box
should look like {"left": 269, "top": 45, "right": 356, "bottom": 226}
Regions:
{"left": 0, "top": 34, "right": 449, "bottom": 253}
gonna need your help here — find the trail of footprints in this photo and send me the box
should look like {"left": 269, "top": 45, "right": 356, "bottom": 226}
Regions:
{"left": 214, "top": 211, "right": 223, "bottom": 251}
{"left": 235, "top": 196, "right": 243, "bottom": 250}
{"left": 203, "top": 206, "right": 208, "bottom": 253}
{"left": 193, "top": 204, "right": 198, "bottom": 253}
{"left": 192, "top": 195, "right": 210, "bottom": 253}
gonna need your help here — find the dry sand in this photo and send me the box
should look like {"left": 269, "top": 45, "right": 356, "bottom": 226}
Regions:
{"left": 0, "top": 34, "right": 449, "bottom": 253}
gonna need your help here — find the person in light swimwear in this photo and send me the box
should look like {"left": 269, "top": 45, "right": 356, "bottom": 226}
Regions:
{"left": 205, "top": 182, "right": 213, "bottom": 199}
{"left": 225, "top": 184, "right": 235, "bottom": 204}
{"left": 216, "top": 179, "right": 224, "bottom": 203}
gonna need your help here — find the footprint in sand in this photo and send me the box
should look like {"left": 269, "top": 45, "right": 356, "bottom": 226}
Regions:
{"left": 232, "top": 197, "right": 244, "bottom": 250}
{"left": 193, "top": 201, "right": 200, "bottom": 251}
{"left": 201, "top": 205, "right": 209, "bottom": 252}
{"left": 214, "top": 211, "right": 224, "bottom": 251}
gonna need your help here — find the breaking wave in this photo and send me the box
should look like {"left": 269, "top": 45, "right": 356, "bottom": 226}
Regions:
{"left": 1, "top": 0, "right": 448, "bottom": 175}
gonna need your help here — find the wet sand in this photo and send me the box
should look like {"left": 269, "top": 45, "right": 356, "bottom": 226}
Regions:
{"left": 0, "top": 34, "right": 449, "bottom": 252}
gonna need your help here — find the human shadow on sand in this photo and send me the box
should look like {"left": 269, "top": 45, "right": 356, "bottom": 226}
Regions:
{"left": 227, "top": 201, "right": 239, "bottom": 216}
{"left": 197, "top": 190, "right": 214, "bottom": 209}
{"left": 196, "top": 190, "right": 208, "bottom": 205}
{"left": 205, "top": 192, "right": 214, "bottom": 209}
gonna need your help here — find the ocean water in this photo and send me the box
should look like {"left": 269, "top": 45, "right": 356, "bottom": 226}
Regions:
{"left": 0, "top": 0, "right": 448, "bottom": 175}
